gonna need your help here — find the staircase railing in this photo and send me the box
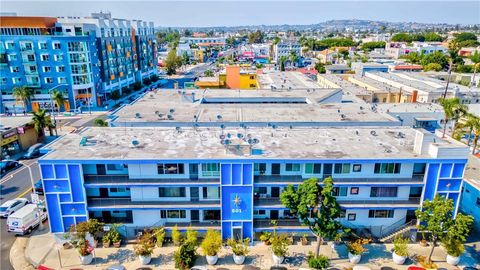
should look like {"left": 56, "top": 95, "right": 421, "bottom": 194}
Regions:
{"left": 379, "top": 219, "right": 417, "bottom": 241}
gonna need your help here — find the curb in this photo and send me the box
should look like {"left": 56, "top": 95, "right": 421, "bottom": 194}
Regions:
{"left": 9, "top": 237, "right": 35, "bottom": 270}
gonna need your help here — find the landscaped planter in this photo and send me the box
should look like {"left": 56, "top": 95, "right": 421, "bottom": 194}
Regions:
{"left": 272, "top": 254, "right": 284, "bottom": 265}
{"left": 233, "top": 254, "right": 245, "bottom": 265}
{"left": 348, "top": 252, "right": 362, "bottom": 264}
{"left": 103, "top": 241, "right": 111, "bottom": 248}
{"left": 139, "top": 255, "right": 152, "bottom": 265}
{"left": 446, "top": 254, "right": 460, "bottom": 266}
{"left": 113, "top": 240, "right": 121, "bottom": 248}
{"left": 206, "top": 254, "right": 218, "bottom": 265}
{"left": 392, "top": 251, "right": 407, "bottom": 265}
{"left": 79, "top": 254, "right": 93, "bottom": 265}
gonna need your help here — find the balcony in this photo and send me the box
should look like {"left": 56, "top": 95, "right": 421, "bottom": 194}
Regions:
{"left": 164, "top": 221, "right": 220, "bottom": 231}
{"left": 254, "top": 197, "right": 421, "bottom": 209}
{"left": 83, "top": 174, "right": 219, "bottom": 187}
{"left": 254, "top": 175, "right": 424, "bottom": 185}
{"left": 254, "top": 219, "right": 303, "bottom": 230}
{"left": 87, "top": 198, "right": 221, "bottom": 210}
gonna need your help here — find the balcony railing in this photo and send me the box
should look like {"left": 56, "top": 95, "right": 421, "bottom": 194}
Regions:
{"left": 254, "top": 197, "right": 421, "bottom": 208}
{"left": 254, "top": 175, "right": 424, "bottom": 184}
{"left": 87, "top": 198, "right": 221, "bottom": 209}
{"left": 254, "top": 219, "right": 302, "bottom": 228}
{"left": 83, "top": 174, "right": 219, "bottom": 186}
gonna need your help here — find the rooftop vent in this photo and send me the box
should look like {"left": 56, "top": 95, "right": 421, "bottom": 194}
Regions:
{"left": 131, "top": 140, "right": 140, "bottom": 147}
{"left": 135, "top": 112, "right": 141, "bottom": 118}
{"left": 370, "top": 130, "right": 377, "bottom": 136}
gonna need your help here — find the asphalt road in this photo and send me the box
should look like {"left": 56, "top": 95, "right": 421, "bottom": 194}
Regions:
{"left": 0, "top": 158, "right": 41, "bottom": 270}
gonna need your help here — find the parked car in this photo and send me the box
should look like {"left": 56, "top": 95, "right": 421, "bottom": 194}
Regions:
{"left": 0, "top": 198, "right": 29, "bottom": 217}
{"left": 7, "top": 204, "right": 47, "bottom": 235}
{"left": 0, "top": 160, "right": 19, "bottom": 175}
{"left": 22, "top": 143, "right": 44, "bottom": 159}
{"left": 32, "top": 180, "right": 44, "bottom": 195}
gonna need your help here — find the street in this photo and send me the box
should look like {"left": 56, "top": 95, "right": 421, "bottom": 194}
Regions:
{"left": 0, "top": 158, "right": 40, "bottom": 270}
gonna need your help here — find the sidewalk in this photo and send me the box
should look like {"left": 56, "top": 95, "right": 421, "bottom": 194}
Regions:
{"left": 17, "top": 232, "right": 480, "bottom": 270}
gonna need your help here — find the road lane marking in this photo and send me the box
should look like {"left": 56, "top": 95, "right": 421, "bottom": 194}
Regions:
{"left": 16, "top": 188, "right": 32, "bottom": 199}
{"left": 0, "top": 160, "right": 38, "bottom": 184}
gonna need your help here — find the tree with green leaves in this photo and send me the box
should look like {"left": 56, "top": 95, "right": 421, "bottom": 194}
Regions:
{"left": 420, "top": 51, "right": 448, "bottom": 69}
{"left": 314, "top": 62, "right": 326, "bottom": 74}
{"left": 439, "top": 98, "right": 467, "bottom": 138}
{"left": 50, "top": 89, "right": 66, "bottom": 114}
{"left": 416, "top": 195, "right": 473, "bottom": 264}
{"left": 361, "top": 41, "right": 386, "bottom": 52}
{"left": 94, "top": 118, "right": 108, "bottom": 127}
{"left": 12, "top": 86, "right": 34, "bottom": 113}
{"left": 423, "top": 63, "right": 443, "bottom": 72}
{"left": 469, "top": 51, "right": 480, "bottom": 87}
{"left": 203, "top": 70, "right": 214, "bottom": 77}
{"left": 164, "top": 49, "right": 183, "bottom": 75}
{"left": 278, "top": 55, "right": 288, "bottom": 72}
{"left": 248, "top": 30, "right": 264, "bottom": 44}
{"left": 280, "top": 177, "right": 347, "bottom": 257}
{"left": 30, "top": 109, "right": 54, "bottom": 137}
{"left": 391, "top": 33, "right": 413, "bottom": 42}
{"left": 289, "top": 50, "right": 298, "bottom": 67}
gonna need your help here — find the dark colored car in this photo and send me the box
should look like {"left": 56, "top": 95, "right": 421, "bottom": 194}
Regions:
{"left": 32, "top": 180, "right": 44, "bottom": 195}
{"left": 0, "top": 160, "right": 19, "bottom": 176}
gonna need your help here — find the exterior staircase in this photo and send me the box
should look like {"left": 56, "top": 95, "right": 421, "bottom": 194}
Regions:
{"left": 379, "top": 219, "right": 417, "bottom": 242}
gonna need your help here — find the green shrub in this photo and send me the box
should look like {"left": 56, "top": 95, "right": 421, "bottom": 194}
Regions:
{"left": 393, "top": 237, "right": 409, "bottom": 257}
{"left": 259, "top": 231, "right": 272, "bottom": 244}
{"left": 172, "top": 225, "right": 183, "bottom": 246}
{"left": 186, "top": 227, "right": 198, "bottom": 246}
{"left": 174, "top": 240, "right": 197, "bottom": 270}
{"left": 346, "top": 239, "right": 368, "bottom": 255}
{"left": 270, "top": 233, "right": 291, "bottom": 257}
{"left": 200, "top": 229, "right": 222, "bottom": 256}
{"left": 134, "top": 231, "right": 155, "bottom": 256}
{"left": 226, "top": 238, "right": 250, "bottom": 256}
{"left": 307, "top": 252, "right": 329, "bottom": 269}
{"left": 442, "top": 237, "right": 465, "bottom": 257}
{"left": 153, "top": 227, "right": 165, "bottom": 247}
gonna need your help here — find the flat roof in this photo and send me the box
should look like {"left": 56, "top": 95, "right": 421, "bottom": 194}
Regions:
{"left": 0, "top": 116, "right": 32, "bottom": 132}
{"left": 464, "top": 155, "right": 480, "bottom": 190}
{"left": 110, "top": 89, "right": 399, "bottom": 126}
{"left": 41, "top": 126, "right": 464, "bottom": 161}
{"left": 376, "top": 103, "right": 444, "bottom": 114}
{"left": 257, "top": 71, "right": 322, "bottom": 90}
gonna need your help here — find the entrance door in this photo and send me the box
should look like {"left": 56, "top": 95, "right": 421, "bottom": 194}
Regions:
{"left": 271, "top": 163, "right": 281, "bottom": 175}
{"left": 190, "top": 187, "right": 199, "bottom": 201}
{"left": 271, "top": 187, "right": 280, "bottom": 198}
{"left": 270, "top": 210, "right": 279, "bottom": 219}
{"left": 189, "top": 164, "right": 198, "bottom": 180}
{"left": 191, "top": 210, "right": 199, "bottom": 222}
{"left": 233, "top": 227, "right": 242, "bottom": 240}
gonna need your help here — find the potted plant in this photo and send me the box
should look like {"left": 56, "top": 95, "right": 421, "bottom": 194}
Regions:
{"left": 200, "top": 229, "right": 222, "bottom": 265}
{"left": 77, "top": 239, "right": 94, "bottom": 265}
{"left": 416, "top": 255, "right": 438, "bottom": 270}
{"left": 260, "top": 231, "right": 272, "bottom": 245}
{"left": 186, "top": 227, "right": 198, "bottom": 247}
{"left": 102, "top": 233, "right": 111, "bottom": 248}
{"left": 134, "top": 231, "right": 155, "bottom": 265}
{"left": 419, "top": 231, "right": 428, "bottom": 247}
{"left": 392, "top": 237, "right": 409, "bottom": 265}
{"left": 153, "top": 227, "right": 166, "bottom": 247}
{"left": 307, "top": 252, "right": 329, "bottom": 270}
{"left": 174, "top": 240, "right": 197, "bottom": 270}
{"left": 227, "top": 238, "right": 250, "bottom": 265}
{"left": 270, "top": 233, "right": 291, "bottom": 265}
{"left": 443, "top": 237, "right": 464, "bottom": 266}
{"left": 172, "top": 225, "right": 183, "bottom": 246}
{"left": 301, "top": 233, "right": 309, "bottom": 245}
{"left": 346, "top": 239, "right": 367, "bottom": 264}
{"left": 111, "top": 231, "right": 122, "bottom": 248}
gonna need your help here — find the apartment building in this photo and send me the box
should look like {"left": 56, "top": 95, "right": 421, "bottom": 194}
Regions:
{"left": 0, "top": 16, "right": 100, "bottom": 113}
{"left": 273, "top": 42, "right": 301, "bottom": 62}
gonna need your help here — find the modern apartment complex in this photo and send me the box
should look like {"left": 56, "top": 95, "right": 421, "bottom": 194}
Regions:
{"left": 0, "top": 13, "right": 157, "bottom": 113}
{"left": 39, "top": 89, "right": 469, "bottom": 240}
{"left": 273, "top": 42, "right": 301, "bottom": 62}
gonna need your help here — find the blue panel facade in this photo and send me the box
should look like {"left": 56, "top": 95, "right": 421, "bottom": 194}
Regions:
{"left": 423, "top": 163, "right": 439, "bottom": 201}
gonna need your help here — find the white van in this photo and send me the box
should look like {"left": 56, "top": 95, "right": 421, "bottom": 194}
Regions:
{"left": 7, "top": 204, "right": 47, "bottom": 235}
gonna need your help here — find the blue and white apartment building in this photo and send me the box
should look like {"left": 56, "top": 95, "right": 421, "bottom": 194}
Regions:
{"left": 38, "top": 89, "right": 471, "bottom": 240}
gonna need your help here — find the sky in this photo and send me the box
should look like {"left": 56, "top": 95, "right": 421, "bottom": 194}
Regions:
{"left": 1, "top": 1, "right": 479, "bottom": 27}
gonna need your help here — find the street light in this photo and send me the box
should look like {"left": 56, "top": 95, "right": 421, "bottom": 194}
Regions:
{"left": 2, "top": 159, "right": 45, "bottom": 231}
{"left": 48, "top": 84, "right": 69, "bottom": 136}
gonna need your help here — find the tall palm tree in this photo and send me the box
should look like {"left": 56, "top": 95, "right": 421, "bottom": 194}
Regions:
{"left": 279, "top": 55, "right": 288, "bottom": 71}
{"left": 30, "top": 109, "right": 54, "bottom": 137}
{"left": 469, "top": 51, "right": 480, "bottom": 87}
{"left": 12, "top": 86, "right": 34, "bottom": 113}
{"left": 461, "top": 113, "right": 480, "bottom": 146}
{"left": 471, "top": 118, "right": 480, "bottom": 155}
{"left": 439, "top": 98, "right": 467, "bottom": 138}
{"left": 50, "top": 89, "right": 66, "bottom": 114}
{"left": 289, "top": 51, "right": 298, "bottom": 67}
{"left": 442, "top": 41, "right": 460, "bottom": 99}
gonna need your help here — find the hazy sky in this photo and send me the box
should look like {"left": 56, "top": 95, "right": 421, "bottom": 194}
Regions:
{"left": 2, "top": 1, "right": 479, "bottom": 27}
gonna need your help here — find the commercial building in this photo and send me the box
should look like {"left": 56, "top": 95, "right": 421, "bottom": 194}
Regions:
{"left": 1, "top": 116, "right": 40, "bottom": 158}
{"left": 39, "top": 124, "right": 469, "bottom": 240}
{"left": 351, "top": 62, "right": 389, "bottom": 75}
{"left": 195, "top": 66, "right": 259, "bottom": 89}
{"left": 0, "top": 13, "right": 157, "bottom": 113}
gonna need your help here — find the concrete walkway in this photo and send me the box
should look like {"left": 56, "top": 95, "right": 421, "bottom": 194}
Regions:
{"left": 14, "top": 232, "right": 479, "bottom": 270}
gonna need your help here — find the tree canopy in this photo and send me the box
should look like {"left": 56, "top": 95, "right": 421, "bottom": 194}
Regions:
{"left": 248, "top": 30, "right": 264, "bottom": 44}
{"left": 164, "top": 49, "right": 183, "bottom": 75}
{"left": 361, "top": 41, "right": 386, "bottom": 52}
{"left": 391, "top": 32, "right": 444, "bottom": 42}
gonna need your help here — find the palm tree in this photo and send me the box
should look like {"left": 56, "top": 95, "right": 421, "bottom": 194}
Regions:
{"left": 289, "top": 51, "right": 298, "bottom": 67}
{"left": 442, "top": 41, "right": 460, "bottom": 99}
{"left": 461, "top": 113, "right": 480, "bottom": 146}
{"left": 12, "top": 86, "right": 34, "bottom": 113}
{"left": 279, "top": 55, "right": 288, "bottom": 71}
{"left": 469, "top": 51, "right": 480, "bottom": 87}
{"left": 31, "top": 109, "right": 54, "bottom": 137}
{"left": 439, "top": 98, "right": 467, "bottom": 138}
{"left": 471, "top": 118, "right": 480, "bottom": 155}
{"left": 50, "top": 90, "right": 66, "bottom": 114}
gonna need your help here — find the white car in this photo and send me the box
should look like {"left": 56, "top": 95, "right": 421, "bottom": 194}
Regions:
{"left": 0, "top": 198, "right": 29, "bottom": 217}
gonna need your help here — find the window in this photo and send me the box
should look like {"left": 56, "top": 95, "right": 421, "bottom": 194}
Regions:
{"left": 53, "top": 42, "right": 61, "bottom": 49}
{"left": 201, "top": 163, "right": 220, "bottom": 176}
{"left": 43, "top": 66, "right": 51, "bottom": 72}
{"left": 58, "top": 77, "right": 67, "bottom": 83}
{"left": 54, "top": 54, "right": 64, "bottom": 61}
{"left": 56, "top": 66, "right": 65, "bottom": 72}
{"left": 161, "top": 210, "right": 186, "bottom": 219}
{"left": 350, "top": 187, "right": 359, "bottom": 195}
{"left": 6, "top": 42, "right": 15, "bottom": 49}
{"left": 352, "top": 164, "right": 362, "bottom": 172}
{"left": 374, "top": 163, "right": 401, "bottom": 174}
{"left": 368, "top": 210, "right": 394, "bottom": 218}
{"left": 285, "top": 163, "right": 301, "bottom": 172}
{"left": 254, "top": 187, "right": 267, "bottom": 194}
{"left": 347, "top": 213, "right": 356, "bottom": 221}
{"left": 334, "top": 163, "right": 350, "bottom": 174}
{"left": 332, "top": 187, "right": 348, "bottom": 197}
{"left": 7, "top": 54, "right": 17, "bottom": 61}
{"left": 10, "top": 66, "right": 20, "bottom": 73}
{"left": 110, "top": 187, "right": 127, "bottom": 193}
{"left": 157, "top": 163, "right": 184, "bottom": 174}
{"left": 254, "top": 163, "right": 266, "bottom": 175}
{"left": 158, "top": 187, "right": 186, "bottom": 197}
{"left": 305, "top": 163, "right": 321, "bottom": 174}
{"left": 413, "top": 163, "right": 426, "bottom": 175}
{"left": 254, "top": 210, "right": 266, "bottom": 215}
{"left": 39, "top": 42, "right": 47, "bottom": 49}
{"left": 202, "top": 187, "right": 220, "bottom": 199}
{"left": 26, "top": 54, "right": 35, "bottom": 61}
{"left": 12, "top": 77, "right": 22, "bottom": 84}
{"left": 41, "top": 54, "right": 50, "bottom": 61}
{"left": 106, "top": 164, "right": 127, "bottom": 171}
{"left": 44, "top": 77, "right": 53, "bottom": 83}
{"left": 370, "top": 187, "right": 398, "bottom": 197}
{"left": 339, "top": 210, "right": 346, "bottom": 218}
